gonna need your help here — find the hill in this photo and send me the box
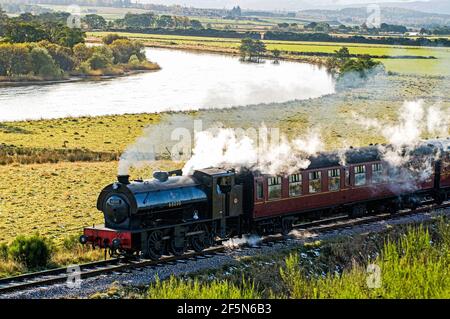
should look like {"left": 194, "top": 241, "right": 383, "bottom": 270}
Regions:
{"left": 297, "top": 6, "right": 450, "bottom": 28}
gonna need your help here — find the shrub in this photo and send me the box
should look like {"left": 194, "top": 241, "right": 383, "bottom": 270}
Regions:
{"left": 62, "top": 234, "right": 82, "bottom": 251}
{"left": 109, "top": 39, "right": 145, "bottom": 64}
{"left": 128, "top": 54, "right": 140, "bottom": 66}
{"left": 73, "top": 43, "right": 93, "bottom": 64}
{"left": 88, "top": 52, "right": 111, "bottom": 70}
{"left": 8, "top": 235, "right": 53, "bottom": 269}
{"left": 102, "top": 33, "right": 127, "bottom": 45}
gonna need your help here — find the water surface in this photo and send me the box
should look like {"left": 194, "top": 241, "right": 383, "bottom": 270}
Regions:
{"left": 0, "top": 48, "right": 335, "bottom": 122}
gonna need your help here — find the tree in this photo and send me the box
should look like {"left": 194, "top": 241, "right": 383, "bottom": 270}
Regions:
{"left": 83, "top": 14, "right": 107, "bottom": 30}
{"left": 0, "top": 5, "right": 8, "bottom": 37}
{"left": 30, "top": 47, "right": 62, "bottom": 78}
{"left": 190, "top": 20, "right": 203, "bottom": 30}
{"left": 272, "top": 49, "right": 281, "bottom": 62}
{"left": 38, "top": 41, "right": 75, "bottom": 71}
{"left": 4, "top": 22, "right": 49, "bottom": 43}
{"left": 0, "top": 43, "right": 32, "bottom": 76}
{"left": 109, "top": 39, "right": 145, "bottom": 64}
{"left": 73, "top": 43, "right": 93, "bottom": 64}
{"left": 123, "top": 13, "right": 155, "bottom": 28}
{"left": 239, "top": 38, "right": 266, "bottom": 63}
{"left": 55, "top": 27, "right": 85, "bottom": 48}
{"left": 87, "top": 52, "right": 111, "bottom": 70}
{"left": 156, "top": 15, "right": 174, "bottom": 28}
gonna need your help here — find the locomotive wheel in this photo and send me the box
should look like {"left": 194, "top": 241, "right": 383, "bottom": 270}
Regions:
{"left": 145, "top": 230, "right": 164, "bottom": 260}
{"left": 169, "top": 236, "right": 187, "bottom": 256}
{"left": 281, "top": 218, "right": 294, "bottom": 236}
{"left": 190, "top": 224, "right": 212, "bottom": 252}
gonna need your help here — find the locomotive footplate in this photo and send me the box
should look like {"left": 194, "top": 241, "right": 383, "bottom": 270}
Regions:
{"left": 81, "top": 225, "right": 133, "bottom": 250}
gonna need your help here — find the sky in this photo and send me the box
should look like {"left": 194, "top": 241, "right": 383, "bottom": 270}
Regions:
{"left": 137, "top": 0, "right": 431, "bottom": 11}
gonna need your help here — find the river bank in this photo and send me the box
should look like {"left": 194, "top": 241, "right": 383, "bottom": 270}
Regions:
{"left": 0, "top": 64, "right": 160, "bottom": 88}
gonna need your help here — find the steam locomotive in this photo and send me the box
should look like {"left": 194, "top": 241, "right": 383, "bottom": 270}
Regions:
{"left": 80, "top": 140, "right": 450, "bottom": 260}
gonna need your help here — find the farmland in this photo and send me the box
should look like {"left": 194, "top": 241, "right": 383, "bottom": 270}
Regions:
{"left": 89, "top": 32, "right": 450, "bottom": 76}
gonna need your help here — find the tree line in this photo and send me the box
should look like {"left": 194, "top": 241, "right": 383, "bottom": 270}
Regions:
{"left": 0, "top": 36, "right": 152, "bottom": 80}
{"left": 0, "top": 10, "right": 157, "bottom": 80}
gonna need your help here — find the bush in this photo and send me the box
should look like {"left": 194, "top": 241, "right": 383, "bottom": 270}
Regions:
{"left": 62, "top": 234, "right": 82, "bottom": 251}
{"left": 73, "top": 43, "right": 93, "bottom": 64}
{"left": 102, "top": 33, "right": 127, "bottom": 45}
{"left": 109, "top": 39, "right": 145, "bottom": 64}
{"left": 128, "top": 54, "right": 140, "bottom": 66}
{"left": 8, "top": 235, "right": 53, "bottom": 269}
{"left": 88, "top": 52, "right": 111, "bottom": 70}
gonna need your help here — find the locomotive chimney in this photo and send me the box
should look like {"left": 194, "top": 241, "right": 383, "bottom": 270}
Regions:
{"left": 117, "top": 175, "right": 130, "bottom": 184}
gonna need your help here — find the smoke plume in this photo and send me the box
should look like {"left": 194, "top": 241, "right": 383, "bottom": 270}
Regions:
{"left": 182, "top": 126, "right": 324, "bottom": 175}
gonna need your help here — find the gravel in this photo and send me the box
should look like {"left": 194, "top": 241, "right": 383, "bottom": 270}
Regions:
{"left": 2, "top": 208, "right": 449, "bottom": 299}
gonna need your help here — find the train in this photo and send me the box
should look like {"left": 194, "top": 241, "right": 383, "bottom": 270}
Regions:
{"left": 80, "top": 140, "right": 450, "bottom": 260}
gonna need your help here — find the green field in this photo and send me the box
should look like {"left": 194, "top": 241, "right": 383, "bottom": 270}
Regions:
{"left": 90, "top": 32, "right": 450, "bottom": 76}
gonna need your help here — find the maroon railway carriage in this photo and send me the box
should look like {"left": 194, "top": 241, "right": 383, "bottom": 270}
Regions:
{"left": 237, "top": 144, "right": 448, "bottom": 235}
{"left": 81, "top": 142, "right": 450, "bottom": 259}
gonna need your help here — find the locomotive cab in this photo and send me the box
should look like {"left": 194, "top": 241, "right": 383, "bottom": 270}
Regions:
{"left": 193, "top": 168, "right": 243, "bottom": 220}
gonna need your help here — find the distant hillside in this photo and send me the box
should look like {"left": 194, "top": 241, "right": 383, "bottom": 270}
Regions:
{"left": 297, "top": 7, "right": 450, "bottom": 28}
{"left": 375, "top": 0, "right": 450, "bottom": 16}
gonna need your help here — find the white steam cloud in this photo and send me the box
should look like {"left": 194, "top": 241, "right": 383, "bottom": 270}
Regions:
{"left": 353, "top": 100, "right": 449, "bottom": 193}
{"left": 182, "top": 127, "right": 324, "bottom": 175}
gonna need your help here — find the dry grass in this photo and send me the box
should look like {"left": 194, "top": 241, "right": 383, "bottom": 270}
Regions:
{"left": 0, "top": 161, "right": 181, "bottom": 245}
{"left": 0, "top": 113, "right": 161, "bottom": 153}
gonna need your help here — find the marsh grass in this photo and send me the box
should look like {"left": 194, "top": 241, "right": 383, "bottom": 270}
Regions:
{"left": 280, "top": 221, "right": 450, "bottom": 299}
{"left": 135, "top": 219, "right": 450, "bottom": 299}
{"left": 147, "top": 276, "right": 261, "bottom": 299}
{"left": 0, "top": 144, "right": 119, "bottom": 165}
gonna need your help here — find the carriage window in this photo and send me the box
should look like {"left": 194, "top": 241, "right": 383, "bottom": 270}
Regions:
{"left": 354, "top": 165, "right": 366, "bottom": 186}
{"left": 256, "top": 181, "right": 264, "bottom": 200}
{"left": 328, "top": 169, "right": 340, "bottom": 191}
{"left": 288, "top": 174, "right": 302, "bottom": 197}
{"left": 309, "top": 171, "right": 322, "bottom": 193}
{"left": 372, "top": 163, "right": 383, "bottom": 184}
{"left": 268, "top": 176, "right": 282, "bottom": 200}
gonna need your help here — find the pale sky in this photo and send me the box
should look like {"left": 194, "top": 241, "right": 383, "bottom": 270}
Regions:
{"left": 137, "top": 0, "right": 430, "bottom": 11}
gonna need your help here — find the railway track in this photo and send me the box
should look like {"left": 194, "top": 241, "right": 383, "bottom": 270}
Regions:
{"left": 1, "top": 200, "right": 449, "bottom": 295}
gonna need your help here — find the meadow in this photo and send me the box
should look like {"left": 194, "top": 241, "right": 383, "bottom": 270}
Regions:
{"left": 90, "top": 32, "right": 450, "bottom": 76}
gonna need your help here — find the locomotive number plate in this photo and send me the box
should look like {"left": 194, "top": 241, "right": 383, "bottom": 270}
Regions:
{"left": 169, "top": 201, "right": 182, "bottom": 208}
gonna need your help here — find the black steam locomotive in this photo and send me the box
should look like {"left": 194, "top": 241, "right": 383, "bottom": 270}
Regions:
{"left": 81, "top": 141, "right": 450, "bottom": 260}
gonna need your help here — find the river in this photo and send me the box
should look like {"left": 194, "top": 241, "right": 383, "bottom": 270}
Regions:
{"left": 0, "top": 48, "right": 335, "bottom": 122}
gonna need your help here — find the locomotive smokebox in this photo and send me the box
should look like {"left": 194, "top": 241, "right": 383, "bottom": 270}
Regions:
{"left": 117, "top": 175, "right": 130, "bottom": 184}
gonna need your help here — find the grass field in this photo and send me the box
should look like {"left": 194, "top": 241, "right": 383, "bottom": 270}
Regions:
{"left": 90, "top": 32, "right": 450, "bottom": 76}
{"left": 0, "top": 113, "right": 161, "bottom": 153}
